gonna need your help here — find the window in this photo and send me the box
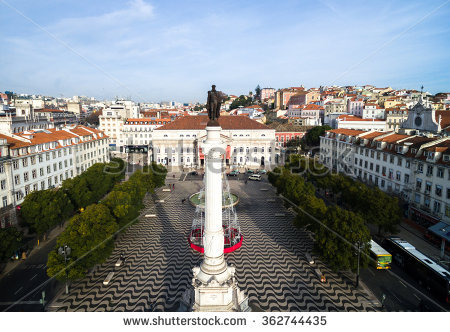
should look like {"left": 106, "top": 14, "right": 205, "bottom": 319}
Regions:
{"left": 47, "top": 166, "right": 51, "bottom": 174}
{"left": 355, "top": 157, "right": 358, "bottom": 165}
{"left": 22, "top": 158, "right": 28, "bottom": 167}
{"left": 376, "top": 152, "right": 380, "bottom": 160}
{"left": 46, "top": 153, "right": 50, "bottom": 161}
{"left": 364, "top": 161, "right": 368, "bottom": 168}
{"left": 15, "top": 191, "right": 21, "bottom": 201}
{"left": 53, "top": 163, "right": 57, "bottom": 172}
{"left": 397, "top": 158, "right": 402, "bottom": 166}
{"left": 396, "top": 171, "right": 401, "bottom": 181}
{"left": 437, "top": 168, "right": 444, "bottom": 178}
{"left": 447, "top": 188, "right": 450, "bottom": 199}
{"left": 382, "top": 166, "right": 386, "bottom": 175}
{"left": 48, "top": 178, "right": 52, "bottom": 187}
{"left": 390, "top": 155, "right": 394, "bottom": 164}
{"left": 417, "top": 163, "right": 423, "bottom": 173}
{"left": 39, "top": 155, "right": 43, "bottom": 162}
{"left": 2, "top": 196, "right": 7, "bottom": 208}
{"left": 0, "top": 164, "right": 3, "bottom": 173}
{"left": 370, "top": 163, "right": 373, "bottom": 171}
{"left": 416, "top": 179, "right": 422, "bottom": 190}
{"left": 426, "top": 165, "right": 433, "bottom": 176}
{"left": 415, "top": 193, "right": 421, "bottom": 204}
{"left": 436, "top": 185, "right": 442, "bottom": 197}
{"left": 375, "top": 164, "right": 379, "bottom": 173}
{"left": 383, "top": 153, "right": 387, "bottom": 162}
{"left": 32, "top": 169, "right": 37, "bottom": 179}
{"left": 425, "top": 181, "right": 432, "bottom": 193}
{"left": 31, "top": 156, "right": 36, "bottom": 165}
{"left": 59, "top": 162, "right": 62, "bottom": 170}
{"left": 24, "top": 172, "right": 29, "bottom": 182}
{"left": 405, "top": 160, "right": 410, "bottom": 169}
{"left": 433, "top": 201, "right": 441, "bottom": 213}
{"left": 13, "top": 160, "right": 18, "bottom": 169}
{"left": 0, "top": 180, "right": 6, "bottom": 190}
{"left": 388, "top": 169, "right": 393, "bottom": 179}
{"left": 41, "top": 181, "right": 45, "bottom": 190}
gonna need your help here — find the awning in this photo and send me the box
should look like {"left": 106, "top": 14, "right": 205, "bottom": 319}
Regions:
{"left": 428, "top": 222, "right": 450, "bottom": 242}
{"left": 411, "top": 207, "right": 440, "bottom": 224}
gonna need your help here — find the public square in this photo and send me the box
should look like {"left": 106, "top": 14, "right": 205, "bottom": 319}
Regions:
{"left": 49, "top": 173, "right": 378, "bottom": 312}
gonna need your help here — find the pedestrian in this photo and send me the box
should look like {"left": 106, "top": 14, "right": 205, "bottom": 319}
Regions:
{"left": 173, "top": 183, "right": 175, "bottom": 190}
{"left": 182, "top": 198, "right": 186, "bottom": 204}
{"left": 245, "top": 179, "right": 248, "bottom": 185}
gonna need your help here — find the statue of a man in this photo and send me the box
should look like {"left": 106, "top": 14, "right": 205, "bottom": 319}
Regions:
{"left": 206, "top": 85, "right": 224, "bottom": 124}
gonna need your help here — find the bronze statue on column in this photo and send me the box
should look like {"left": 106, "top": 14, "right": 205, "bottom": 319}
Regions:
{"left": 206, "top": 85, "right": 225, "bottom": 126}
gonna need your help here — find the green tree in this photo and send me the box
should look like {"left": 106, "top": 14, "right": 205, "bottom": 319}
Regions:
{"left": 20, "top": 189, "right": 73, "bottom": 236}
{"left": 47, "top": 204, "right": 118, "bottom": 281}
{"left": 255, "top": 85, "right": 261, "bottom": 100}
{"left": 229, "top": 95, "right": 253, "bottom": 110}
{"left": 0, "top": 227, "right": 23, "bottom": 262}
{"left": 303, "top": 125, "right": 331, "bottom": 147}
{"left": 315, "top": 206, "right": 370, "bottom": 272}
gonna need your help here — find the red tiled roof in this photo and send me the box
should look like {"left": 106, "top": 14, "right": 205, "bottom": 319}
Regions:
{"left": 155, "top": 115, "right": 270, "bottom": 130}
{"left": 303, "top": 104, "right": 324, "bottom": 110}
{"left": 435, "top": 110, "right": 450, "bottom": 128}
{"left": 327, "top": 129, "right": 366, "bottom": 136}
{"left": 337, "top": 115, "right": 384, "bottom": 122}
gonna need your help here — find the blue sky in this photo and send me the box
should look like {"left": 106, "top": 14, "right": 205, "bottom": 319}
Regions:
{"left": 1, "top": 0, "right": 449, "bottom": 102}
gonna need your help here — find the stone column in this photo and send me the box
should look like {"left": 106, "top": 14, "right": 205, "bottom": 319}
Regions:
{"left": 190, "top": 126, "right": 249, "bottom": 312}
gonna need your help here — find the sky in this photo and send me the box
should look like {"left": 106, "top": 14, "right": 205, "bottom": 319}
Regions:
{"left": 0, "top": 0, "right": 449, "bottom": 103}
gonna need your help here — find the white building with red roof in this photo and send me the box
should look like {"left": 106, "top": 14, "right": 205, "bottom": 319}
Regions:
{"left": 151, "top": 115, "right": 278, "bottom": 171}
{"left": 0, "top": 125, "right": 109, "bottom": 226}
{"left": 336, "top": 114, "right": 386, "bottom": 131}
{"left": 320, "top": 129, "right": 450, "bottom": 230}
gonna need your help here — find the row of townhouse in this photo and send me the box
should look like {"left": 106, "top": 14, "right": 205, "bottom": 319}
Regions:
{"left": 0, "top": 125, "right": 109, "bottom": 227}
{"left": 320, "top": 129, "right": 450, "bottom": 228}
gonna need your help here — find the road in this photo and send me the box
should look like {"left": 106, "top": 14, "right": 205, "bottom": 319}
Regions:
{"left": 0, "top": 237, "right": 59, "bottom": 312}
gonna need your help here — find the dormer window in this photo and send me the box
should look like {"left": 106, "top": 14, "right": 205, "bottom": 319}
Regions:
{"left": 444, "top": 155, "right": 450, "bottom": 162}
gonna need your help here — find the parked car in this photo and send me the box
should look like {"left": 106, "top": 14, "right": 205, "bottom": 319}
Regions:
{"left": 248, "top": 174, "right": 261, "bottom": 181}
{"left": 227, "top": 170, "right": 239, "bottom": 176}
{"left": 247, "top": 169, "right": 255, "bottom": 174}
{"left": 259, "top": 169, "right": 267, "bottom": 174}
{"left": 190, "top": 171, "right": 198, "bottom": 175}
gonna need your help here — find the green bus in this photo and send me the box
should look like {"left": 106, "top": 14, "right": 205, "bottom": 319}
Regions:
{"left": 369, "top": 240, "right": 392, "bottom": 269}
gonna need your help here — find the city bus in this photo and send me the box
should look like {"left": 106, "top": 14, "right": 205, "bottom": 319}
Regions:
{"left": 369, "top": 240, "right": 392, "bottom": 269}
{"left": 383, "top": 236, "right": 450, "bottom": 303}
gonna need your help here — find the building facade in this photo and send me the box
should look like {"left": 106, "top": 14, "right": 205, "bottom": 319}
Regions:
{"left": 0, "top": 125, "right": 109, "bottom": 227}
{"left": 320, "top": 129, "right": 450, "bottom": 228}
{"left": 151, "top": 116, "right": 278, "bottom": 171}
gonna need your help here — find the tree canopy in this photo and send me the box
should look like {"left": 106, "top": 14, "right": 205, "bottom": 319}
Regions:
{"left": 303, "top": 125, "right": 331, "bottom": 148}
{"left": 0, "top": 227, "right": 23, "bottom": 262}
{"left": 229, "top": 95, "right": 253, "bottom": 110}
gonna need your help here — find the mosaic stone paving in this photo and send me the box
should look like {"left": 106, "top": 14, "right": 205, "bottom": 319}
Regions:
{"left": 54, "top": 178, "right": 377, "bottom": 312}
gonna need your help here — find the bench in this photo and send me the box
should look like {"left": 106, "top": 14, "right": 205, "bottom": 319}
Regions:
{"left": 103, "top": 272, "right": 114, "bottom": 285}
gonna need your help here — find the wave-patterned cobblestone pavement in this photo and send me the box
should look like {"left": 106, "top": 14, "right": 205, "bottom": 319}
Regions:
{"left": 54, "top": 179, "right": 377, "bottom": 312}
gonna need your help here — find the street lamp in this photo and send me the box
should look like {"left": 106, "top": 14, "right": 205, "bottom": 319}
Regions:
{"left": 355, "top": 241, "right": 361, "bottom": 288}
{"left": 58, "top": 245, "right": 71, "bottom": 294}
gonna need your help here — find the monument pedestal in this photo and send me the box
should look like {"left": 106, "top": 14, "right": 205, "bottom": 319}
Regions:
{"left": 188, "top": 125, "right": 249, "bottom": 312}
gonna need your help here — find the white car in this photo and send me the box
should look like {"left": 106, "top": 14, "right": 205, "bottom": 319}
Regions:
{"left": 248, "top": 174, "right": 261, "bottom": 181}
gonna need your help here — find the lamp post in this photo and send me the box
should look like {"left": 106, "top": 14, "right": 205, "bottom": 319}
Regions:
{"left": 356, "top": 241, "right": 361, "bottom": 288}
{"left": 58, "top": 245, "right": 71, "bottom": 294}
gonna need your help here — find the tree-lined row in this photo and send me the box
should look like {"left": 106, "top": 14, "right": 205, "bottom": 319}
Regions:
{"left": 269, "top": 166, "right": 371, "bottom": 272}
{"left": 20, "top": 159, "right": 125, "bottom": 237}
{"left": 46, "top": 163, "right": 167, "bottom": 281}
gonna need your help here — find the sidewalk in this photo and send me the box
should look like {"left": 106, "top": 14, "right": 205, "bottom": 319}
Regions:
{"left": 396, "top": 219, "right": 449, "bottom": 268}
{"left": 0, "top": 219, "right": 69, "bottom": 280}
